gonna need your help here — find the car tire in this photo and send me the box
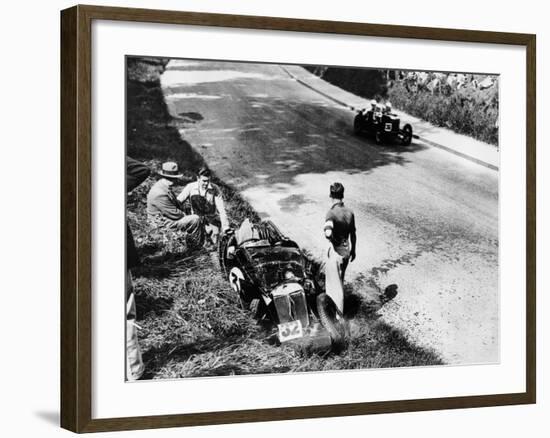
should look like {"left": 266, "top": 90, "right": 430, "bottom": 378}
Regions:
{"left": 316, "top": 293, "right": 347, "bottom": 352}
{"left": 263, "top": 220, "right": 286, "bottom": 243}
{"left": 375, "top": 130, "right": 384, "bottom": 145}
{"left": 353, "top": 114, "right": 363, "bottom": 135}
{"left": 217, "top": 232, "right": 231, "bottom": 277}
{"left": 401, "top": 124, "right": 413, "bottom": 146}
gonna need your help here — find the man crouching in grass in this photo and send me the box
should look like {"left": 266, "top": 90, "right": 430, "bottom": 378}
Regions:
{"left": 146, "top": 161, "right": 203, "bottom": 247}
{"left": 146, "top": 163, "right": 229, "bottom": 250}
{"left": 177, "top": 166, "right": 229, "bottom": 248}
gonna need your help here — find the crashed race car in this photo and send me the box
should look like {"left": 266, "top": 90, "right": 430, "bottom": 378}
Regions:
{"left": 353, "top": 102, "right": 414, "bottom": 146}
{"left": 218, "top": 219, "right": 348, "bottom": 353}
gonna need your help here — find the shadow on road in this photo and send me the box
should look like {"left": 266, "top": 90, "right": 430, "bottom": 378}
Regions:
{"left": 229, "top": 97, "right": 430, "bottom": 189}
{"left": 161, "top": 61, "right": 432, "bottom": 192}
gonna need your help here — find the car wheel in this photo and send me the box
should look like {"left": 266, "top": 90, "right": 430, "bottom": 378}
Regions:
{"left": 375, "top": 130, "right": 384, "bottom": 145}
{"left": 228, "top": 267, "right": 247, "bottom": 308}
{"left": 353, "top": 114, "right": 363, "bottom": 135}
{"left": 316, "top": 293, "right": 347, "bottom": 352}
{"left": 217, "top": 232, "right": 232, "bottom": 277}
{"left": 401, "top": 124, "right": 413, "bottom": 146}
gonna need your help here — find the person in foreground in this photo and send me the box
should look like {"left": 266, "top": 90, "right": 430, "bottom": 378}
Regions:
{"left": 126, "top": 156, "right": 150, "bottom": 381}
{"left": 177, "top": 166, "right": 229, "bottom": 247}
{"left": 146, "top": 161, "right": 203, "bottom": 247}
{"left": 323, "top": 182, "right": 356, "bottom": 314}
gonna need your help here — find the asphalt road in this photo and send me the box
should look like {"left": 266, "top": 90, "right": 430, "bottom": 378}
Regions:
{"left": 160, "top": 60, "right": 499, "bottom": 365}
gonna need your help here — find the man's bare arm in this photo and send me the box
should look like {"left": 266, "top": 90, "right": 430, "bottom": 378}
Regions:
{"left": 215, "top": 195, "right": 229, "bottom": 230}
{"left": 176, "top": 183, "right": 191, "bottom": 203}
{"left": 350, "top": 230, "right": 357, "bottom": 261}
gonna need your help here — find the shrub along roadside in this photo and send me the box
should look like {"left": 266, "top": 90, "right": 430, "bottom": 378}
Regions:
{"left": 388, "top": 81, "right": 498, "bottom": 146}
{"left": 127, "top": 57, "right": 443, "bottom": 379}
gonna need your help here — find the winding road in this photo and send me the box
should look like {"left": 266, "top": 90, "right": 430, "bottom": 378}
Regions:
{"left": 160, "top": 60, "right": 499, "bottom": 365}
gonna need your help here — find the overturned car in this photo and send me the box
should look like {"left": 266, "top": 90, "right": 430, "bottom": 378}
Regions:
{"left": 218, "top": 219, "right": 347, "bottom": 353}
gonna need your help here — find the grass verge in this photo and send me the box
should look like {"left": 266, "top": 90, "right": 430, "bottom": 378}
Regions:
{"left": 127, "top": 57, "right": 443, "bottom": 379}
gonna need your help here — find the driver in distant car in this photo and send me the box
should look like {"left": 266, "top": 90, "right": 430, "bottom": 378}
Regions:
{"left": 373, "top": 102, "right": 384, "bottom": 124}
{"left": 177, "top": 166, "right": 229, "bottom": 247}
{"left": 323, "top": 182, "right": 356, "bottom": 314}
{"left": 365, "top": 99, "right": 378, "bottom": 123}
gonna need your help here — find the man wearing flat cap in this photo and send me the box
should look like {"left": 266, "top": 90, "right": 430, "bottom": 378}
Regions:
{"left": 146, "top": 162, "right": 202, "bottom": 245}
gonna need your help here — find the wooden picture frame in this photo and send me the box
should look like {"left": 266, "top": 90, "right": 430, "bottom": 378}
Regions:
{"left": 60, "top": 4, "right": 536, "bottom": 433}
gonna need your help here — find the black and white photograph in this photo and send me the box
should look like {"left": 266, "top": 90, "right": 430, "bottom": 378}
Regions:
{"left": 2, "top": 0, "right": 545, "bottom": 435}
{"left": 125, "top": 56, "right": 499, "bottom": 381}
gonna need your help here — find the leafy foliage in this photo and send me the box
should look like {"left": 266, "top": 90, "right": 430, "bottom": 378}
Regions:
{"left": 388, "top": 81, "right": 499, "bottom": 145}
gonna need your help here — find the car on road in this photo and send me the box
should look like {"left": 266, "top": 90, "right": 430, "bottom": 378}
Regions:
{"left": 218, "top": 219, "right": 348, "bottom": 353}
{"left": 354, "top": 104, "right": 414, "bottom": 146}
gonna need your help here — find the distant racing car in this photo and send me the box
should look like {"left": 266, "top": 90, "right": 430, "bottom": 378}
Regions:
{"left": 354, "top": 103, "right": 414, "bottom": 146}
